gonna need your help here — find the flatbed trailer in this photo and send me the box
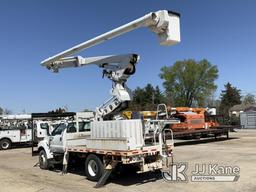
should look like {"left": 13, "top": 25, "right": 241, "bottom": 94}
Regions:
{"left": 144, "top": 126, "right": 231, "bottom": 142}
{"left": 171, "top": 126, "right": 231, "bottom": 139}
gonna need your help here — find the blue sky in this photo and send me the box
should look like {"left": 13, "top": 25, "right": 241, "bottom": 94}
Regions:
{"left": 0, "top": 0, "right": 255, "bottom": 113}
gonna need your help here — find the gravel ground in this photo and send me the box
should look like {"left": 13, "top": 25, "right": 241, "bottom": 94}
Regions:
{"left": 0, "top": 129, "right": 255, "bottom": 192}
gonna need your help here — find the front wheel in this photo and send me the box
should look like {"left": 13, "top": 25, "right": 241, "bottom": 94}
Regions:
{"left": 85, "top": 154, "right": 104, "bottom": 181}
{"left": 39, "top": 150, "right": 50, "bottom": 170}
{"left": 0, "top": 139, "right": 11, "bottom": 150}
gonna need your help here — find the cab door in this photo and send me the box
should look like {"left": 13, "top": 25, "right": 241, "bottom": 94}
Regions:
{"left": 49, "top": 123, "right": 67, "bottom": 153}
{"left": 38, "top": 122, "right": 50, "bottom": 138}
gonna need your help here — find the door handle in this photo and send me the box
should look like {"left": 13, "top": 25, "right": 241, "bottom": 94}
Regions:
{"left": 60, "top": 137, "right": 62, "bottom": 141}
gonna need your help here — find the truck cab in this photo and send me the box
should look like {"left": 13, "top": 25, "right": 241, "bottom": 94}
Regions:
{"left": 51, "top": 121, "right": 91, "bottom": 153}
{"left": 38, "top": 120, "right": 91, "bottom": 163}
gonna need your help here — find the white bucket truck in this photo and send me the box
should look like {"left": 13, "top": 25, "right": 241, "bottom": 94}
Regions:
{"left": 38, "top": 10, "right": 181, "bottom": 187}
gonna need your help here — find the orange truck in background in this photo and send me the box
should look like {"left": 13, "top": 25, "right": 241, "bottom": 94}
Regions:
{"left": 169, "top": 107, "right": 219, "bottom": 131}
{"left": 122, "top": 107, "right": 219, "bottom": 132}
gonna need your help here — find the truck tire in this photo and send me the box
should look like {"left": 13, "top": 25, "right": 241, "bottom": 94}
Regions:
{"left": 0, "top": 139, "right": 11, "bottom": 150}
{"left": 39, "top": 150, "right": 50, "bottom": 170}
{"left": 85, "top": 154, "right": 104, "bottom": 181}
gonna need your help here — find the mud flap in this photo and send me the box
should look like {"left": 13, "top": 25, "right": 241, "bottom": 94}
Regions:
{"left": 94, "top": 161, "right": 118, "bottom": 188}
{"left": 62, "top": 150, "right": 69, "bottom": 174}
{"left": 162, "top": 155, "right": 173, "bottom": 172}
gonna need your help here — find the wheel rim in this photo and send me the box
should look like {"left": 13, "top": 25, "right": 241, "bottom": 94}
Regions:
{"left": 88, "top": 160, "right": 98, "bottom": 177}
{"left": 40, "top": 153, "right": 46, "bottom": 166}
{"left": 2, "top": 142, "right": 9, "bottom": 149}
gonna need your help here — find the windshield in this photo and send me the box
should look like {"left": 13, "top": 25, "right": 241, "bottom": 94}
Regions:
{"left": 51, "top": 123, "right": 60, "bottom": 129}
{"left": 51, "top": 123, "right": 67, "bottom": 136}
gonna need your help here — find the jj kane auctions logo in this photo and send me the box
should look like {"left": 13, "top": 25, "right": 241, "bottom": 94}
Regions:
{"left": 162, "top": 163, "right": 240, "bottom": 182}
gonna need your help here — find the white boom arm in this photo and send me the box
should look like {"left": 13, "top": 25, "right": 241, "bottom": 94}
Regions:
{"left": 41, "top": 10, "right": 180, "bottom": 66}
{"left": 45, "top": 53, "right": 139, "bottom": 120}
{"left": 41, "top": 10, "right": 180, "bottom": 120}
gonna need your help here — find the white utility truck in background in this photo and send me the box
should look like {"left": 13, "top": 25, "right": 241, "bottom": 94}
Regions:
{"left": 39, "top": 10, "right": 181, "bottom": 187}
{"left": 0, "top": 114, "right": 50, "bottom": 150}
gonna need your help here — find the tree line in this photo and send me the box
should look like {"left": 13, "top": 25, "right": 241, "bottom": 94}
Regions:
{"left": 129, "top": 59, "right": 256, "bottom": 118}
{"left": 1, "top": 59, "right": 255, "bottom": 118}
